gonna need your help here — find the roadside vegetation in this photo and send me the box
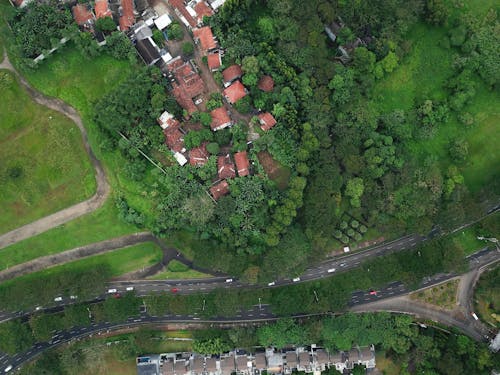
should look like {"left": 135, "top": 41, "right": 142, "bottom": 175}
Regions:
{"left": 411, "top": 280, "right": 459, "bottom": 310}
{"left": 0, "top": 69, "right": 95, "bottom": 234}
{"left": 149, "top": 260, "right": 210, "bottom": 280}
{"left": 474, "top": 266, "right": 500, "bottom": 327}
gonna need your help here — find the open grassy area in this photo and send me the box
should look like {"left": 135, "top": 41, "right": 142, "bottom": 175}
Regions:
{"left": 149, "top": 260, "right": 210, "bottom": 280}
{"left": 375, "top": 351, "right": 402, "bottom": 375}
{"left": 411, "top": 279, "right": 459, "bottom": 310}
{"left": 371, "top": 20, "right": 500, "bottom": 195}
{"left": 474, "top": 266, "right": 500, "bottom": 327}
{"left": 0, "top": 70, "right": 95, "bottom": 234}
{"left": 0, "top": 200, "right": 139, "bottom": 271}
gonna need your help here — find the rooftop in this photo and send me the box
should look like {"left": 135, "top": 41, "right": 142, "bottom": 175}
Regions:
{"left": 72, "top": 4, "right": 94, "bottom": 26}
{"left": 189, "top": 143, "right": 209, "bottom": 166}
{"left": 258, "top": 75, "right": 274, "bottom": 92}
{"left": 207, "top": 52, "right": 222, "bottom": 70}
{"left": 210, "top": 180, "right": 230, "bottom": 200}
{"left": 222, "top": 65, "right": 243, "bottom": 83}
{"left": 164, "top": 128, "right": 185, "bottom": 153}
{"left": 217, "top": 154, "right": 236, "bottom": 179}
{"left": 193, "top": 26, "right": 217, "bottom": 52}
{"left": 170, "top": 0, "right": 197, "bottom": 27}
{"left": 234, "top": 151, "right": 250, "bottom": 177}
{"left": 194, "top": 1, "right": 214, "bottom": 23}
{"left": 94, "top": 0, "right": 112, "bottom": 19}
{"left": 258, "top": 112, "right": 277, "bottom": 131}
{"left": 223, "top": 81, "right": 247, "bottom": 104}
{"left": 135, "top": 38, "right": 160, "bottom": 65}
{"left": 119, "top": 0, "right": 135, "bottom": 31}
{"left": 210, "top": 107, "right": 232, "bottom": 131}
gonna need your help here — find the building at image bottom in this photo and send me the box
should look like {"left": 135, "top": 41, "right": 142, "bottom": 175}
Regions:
{"left": 136, "top": 346, "right": 376, "bottom": 375}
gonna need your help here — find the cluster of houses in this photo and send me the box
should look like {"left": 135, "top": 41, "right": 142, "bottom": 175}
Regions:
{"left": 137, "top": 346, "right": 376, "bottom": 375}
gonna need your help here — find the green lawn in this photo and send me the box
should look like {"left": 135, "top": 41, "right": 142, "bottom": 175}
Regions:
{"left": 9, "top": 242, "right": 162, "bottom": 281}
{"left": 371, "top": 20, "right": 500, "bottom": 194}
{"left": 0, "top": 70, "right": 95, "bottom": 234}
{"left": 0, "top": 200, "right": 139, "bottom": 271}
{"left": 149, "top": 260, "right": 210, "bottom": 280}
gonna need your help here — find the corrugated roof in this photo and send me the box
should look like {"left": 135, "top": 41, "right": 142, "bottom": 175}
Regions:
{"left": 223, "top": 81, "right": 246, "bottom": 104}
{"left": 222, "top": 65, "right": 243, "bottom": 83}
{"left": 234, "top": 151, "right": 250, "bottom": 177}
{"left": 193, "top": 26, "right": 217, "bottom": 52}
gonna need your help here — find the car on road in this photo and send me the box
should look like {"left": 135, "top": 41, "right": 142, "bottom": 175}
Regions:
{"left": 4, "top": 365, "right": 12, "bottom": 373}
{"left": 292, "top": 277, "right": 301, "bottom": 282}
{"left": 472, "top": 312, "right": 479, "bottom": 320}
{"left": 267, "top": 281, "right": 276, "bottom": 286}
{"left": 54, "top": 296, "right": 63, "bottom": 302}
{"left": 369, "top": 290, "right": 377, "bottom": 296}
{"left": 35, "top": 306, "right": 42, "bottom": 311}
{"left": 327, "top": 268, "right": 336, "bottom": 273}
{"left": 70, "top": 295, "right": 78, "bottom": 300}
{"left": 171, "top": 287, "right": 179, "bottom": 293}
{"left": 126, "top": 286, "right": 134, "bottom": 291}
{"left": 107, "top": 288, "right": 117, "bottom": 294}
{"left": 225, "top": 278, "right": 233, "bottom": 283}
{"left": 340, "top": 263, "right": 347, "bottom": 267}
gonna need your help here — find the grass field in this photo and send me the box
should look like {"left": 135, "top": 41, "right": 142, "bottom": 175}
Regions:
{"left": 371, "top": 20, "right": 499, "bottom": 195}
{"left": 7, "top": 242, "right": 162, "bottom": 283}
{"left": 375, "top": 351, "right": 401, "bottom": 375}
{"left": 474, "top": 266, "right": 500, "bottom": 327}
{"left": 0, "top": 200, "right": 139, "bottom": 271}
{"left": 0, "top": 70, "right": 95, "bottom": 234}
{"left": 411, "top": 279, "right": 459, "bottom": 310}
{"left": 149, "top": 260, "right": 210, "bottom": 280}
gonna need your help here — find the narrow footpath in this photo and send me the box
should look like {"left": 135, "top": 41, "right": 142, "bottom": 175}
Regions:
{"left": 0, "top": 52, "right": 110, "bottom": 249}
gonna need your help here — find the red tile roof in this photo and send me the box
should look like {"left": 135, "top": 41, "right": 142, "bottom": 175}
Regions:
{"left": 207, "top": 52, "right": 221, "bottom": 70}
{"left": 72, "top": 4, "right": 94, "bottom": 26}
{"left": 223, "top": 81, "right": 247, "bottom": 104}
{"left": 194, "top": 1, "right": 214, "bottom": 23}
{"left": 170, "top": 0, "right": 197, "bottom": 28}
{"left": 210, "top": 107, "right": 232, "bottom": 131}
{"left": 189, "top": 143, "right": 209, "bottom": 166}
{"left": 210, "top": 180, "right": 229, "bottom": 200}
{"left": 234, "top": 151, "right": 250, "bottom": 177}
{"left": 167, "top": 58, "right": 206, "bottom": 115}
{"left": 217, "top": 155, "right": 236, "bottom": 179}
{"left": 258, "top": 112, "right": 277, "bottom": 131}
{"left": 258, "top": 75, "right": 274, "bottom": 92}
{"left": 119, "top": 0, "right": 135, "bottom": 31}
{"left": 164, "top": 128, "right": 185, "bottom": 153}
{"left": 193, "top": 26, "right": 217, "bottom": 53}
{"left": 222, "top": 65, "right": 243, "bottom": 83}
{"left": 95, "top": 0, "right": 112, "bottom": 19}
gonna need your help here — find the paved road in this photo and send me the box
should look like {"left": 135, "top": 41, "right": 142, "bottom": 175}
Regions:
{"left": 0, "top": 53, "right": 110, "bottom": 249}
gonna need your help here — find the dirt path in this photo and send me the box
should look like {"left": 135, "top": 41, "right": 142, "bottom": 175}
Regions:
{"left": 0, "top": 52, "right": 110, "bottom": 249}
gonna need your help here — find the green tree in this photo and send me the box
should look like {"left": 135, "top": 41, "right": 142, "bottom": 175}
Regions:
{"left": 106, "top": 31, "right": 135, "bottom": 60}
{"left": 182, "top": 42, "right": 194, "bottom": 55}
{"left": 257, "top": 318, "right": 305, "bottom": 348}
{"left": 152, "top": 28, "right": 165, "bottom": 46}
{"left": 192, "top": 338, "right": 231, "bottom": 355}
{"left": 345, "top": 177, "right": 364, "bottom": 208}
{"left": 425, "top": 0, "right": 449, "bottom": 26}
{"left": 242, "top": 55, "right": 260, "bottom": 75}
{"left": 206, "top": 142, "right": 220, "bottom": 154}
{"left": 95, "top": 16, "right": 116, "bottom": 32}
{"left": 0, "top": 320, "right": 34, "bottom": 355}
{"left": 167, "top": 22, "right": 184, "bottom": 40}
{"left": 184, "top": 129, "right": 213, "bottom": 149}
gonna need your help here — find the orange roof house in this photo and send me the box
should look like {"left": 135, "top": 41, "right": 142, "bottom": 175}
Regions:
{"left": 193, "top": 26, "right": 217, "bottom": 53}
{"left": 234, "top": 151, "right": 250, "bottom": 177}
{"left": 258, "top": 75, "right": 274, "bottom": 92}
{"left": 258, "top": 112, "right": 277, "bottom": 131}
{"left": 72, "top": 4, "right": 94, "bottom": 26}
{"left": 210, "top": 180, "right": 229, "bottom": 200}
{"left": 210, "top": 107, "right": 232, "bottom": 131}
{"left": 217, "top": 154, "right": 236, "bottom": 179}
{"left": 170, "top": 0, "right": 197, "bottom": 28}
{"left": 223, "top": 81, "right": 247, "bottom": 104}
{"left": 189, "top": 143, "right": 210, "bottom": 166}
{"left": 207, "top": 52, "right": 222, "bottom": 71}
{"left": 164, "top": 128, "right": 185, "bottom": 153}
{"left": 194, "top": 1, "right": 214, "bottom": 24}
{"left": 167, "top": 57, "right": 206, "bottom": 116}
{"left": 222, "top": 65, "right": 243, "bottom": 84}
{"left": 158, "top": 111, "right": 180, "bottom": 130}
{"left": 95, "top": 0, "right": 112, "bottom": 19}
{"left": 119, "top": 0, "right": 135, "bottom": 31}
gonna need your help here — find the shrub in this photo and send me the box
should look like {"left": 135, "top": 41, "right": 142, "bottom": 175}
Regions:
{"left": 351, "top": 220, "right": 359, "bottom": 229}
{"left": 206, "top": 142, "right": 220, "bottom": 155}
{"left": 359, "top": 225, "right": 368, "bottom": 233}
{"left": 182, "top": 42, "right": 194, "bottom": 55}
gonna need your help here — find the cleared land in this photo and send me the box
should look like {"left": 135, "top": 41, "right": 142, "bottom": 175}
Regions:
{"left": 474, "top": 266, "right": 500, "bottom": 327}
{"left": 370, "top": 22, "right": 499, "bottom": 195}
{"left": 411, "top": 280, "right": 459, "bottom": 310}
{"left": 149, "top": 260, "right": 210, "bottom": 280}
{"left": 0, "top": 70, "right": 95, "bottom": 234}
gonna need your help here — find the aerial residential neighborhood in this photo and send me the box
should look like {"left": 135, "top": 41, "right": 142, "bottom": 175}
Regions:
{"left": 0, "top": 0, "right": 498, "bottom": 374}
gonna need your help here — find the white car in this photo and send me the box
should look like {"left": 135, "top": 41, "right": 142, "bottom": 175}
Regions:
{"left": 292, "top": 277, "right": 301, "bottom": 282}
{"left": 267, "top": 281, "right": 276, "bottom": 286}
{"left": 70, "top": 295, "right": 78, "bottom": 300}
{"left": 54, "top": 297, "right": 63, "bottom": 302}
{"left": 107, "top": 289, "right": 117, "bottom": 294}
{"left": 340, "top": 263, "right": 347, "bottom": 267}
{"left": 327, "top": 268, "right": 336, "bottom": 273}
{"left": 225, "top": 278, "right": 233, "bottom": 283}
{"left": 35, "top": 306, "right": 42, "bottom": 311}
{"left": 4, "top": 365, "right": 12, "bottom": 373}
{"left": 343, "top": 246, "right": 350, "bottom": 253}
{"left": 126, "top": 286, "right": 134, "bottom": 291}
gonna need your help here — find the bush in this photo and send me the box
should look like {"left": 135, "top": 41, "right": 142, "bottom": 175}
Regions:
{"left": 351, "top": 220, "right": 359, "bottom": 229}
{"left": 359, "top": 225, "right": 368, "bottom": 233}
{"left": 206, "top": 142, "right": 220, "bottom": 155}
{"left": 95, "top": 16, "right": 116, "bottom": 33}
{"left": 340, "top": 221, "right": 348, "bottom": 230}
{"left": 347, "top": 228, "right": 355, "bottom": 237}
{"left": 168, "top": 22, "right": 184, "bottom": 40}
{"left": 233, "top": 96, "right": 252, "bottom": 114}
{"left": 182, "top": 42, "right": 194, "bottom": 55}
